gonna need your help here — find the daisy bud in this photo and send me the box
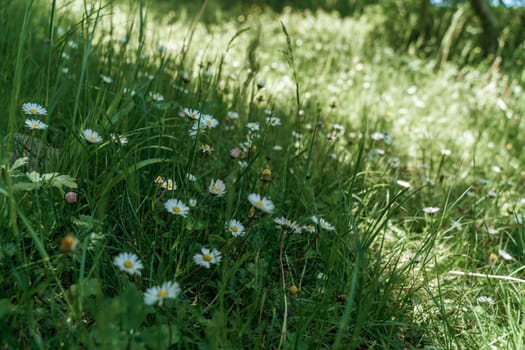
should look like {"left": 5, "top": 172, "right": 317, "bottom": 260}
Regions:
{"left": 337, "top": 293, "right": 348, "bottom": 301}
{"left": 488, "top": 252, "right": 498, "bottom": 265}
{"left": 260, "top": 168, "right": 272, "bottom": 182}
{"left": 289, "top": 285, "right": 298, "bottom": 297}
{"left": 182, "top": 71, "right": 190, "bottom": 83}
{"left": 230, "top": 147, "right": 242, "bottom": 159}
{"left": 65, "top": 191, "right": 77, "bottom": 204}
{"left": 60, "top": 233, "right": 79, "bottom": 252}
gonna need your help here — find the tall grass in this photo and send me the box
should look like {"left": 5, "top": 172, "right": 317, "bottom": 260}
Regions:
{"left": 1, "top": 0, "right": 524, "bottom": 349}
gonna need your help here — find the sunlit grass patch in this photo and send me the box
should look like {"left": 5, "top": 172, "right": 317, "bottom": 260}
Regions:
{"left": 1, "top": 0, "right": 524, "bottom": 348}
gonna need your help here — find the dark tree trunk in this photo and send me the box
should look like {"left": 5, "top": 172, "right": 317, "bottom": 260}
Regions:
{"left": 469, "top": 0, "right": 500, "bottom": 56}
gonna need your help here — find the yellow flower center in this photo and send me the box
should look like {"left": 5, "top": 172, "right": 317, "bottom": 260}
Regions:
{"left": 157, "top": 289, "right": 168, "bottom": 298}
{"left": 206, "top": 120, "right": 212, "bottom": 126}
{"left": 211, "top": 185, "right": 220, "bottom": 193}
{"left": 88, "top": 135, "right": 95, "bottom": 142}
{"left": 29, "top": 108, "right": 37, "bottom": 114}
{"left": 231, "top": 225, "right": 238, "bottom": 232}
{"left": 203, "top": 253, "right": 212, "bottom": 262}
{"left": 172, "top": 206, "right": 181, "bottom": 213}
{"left": 123, "top": 260, "right": 134, "bottom": 269}
{"left": 289, "top": 285, "right": 298, "bottom": 296}
{"left": 262, "top": 169, "right": 271, "bottom": 176}
{"left": 31, "top": 123, "right": 40, "bottom": 128}
{"left": 255, "top": 200, "right": 264, "bottom": 208}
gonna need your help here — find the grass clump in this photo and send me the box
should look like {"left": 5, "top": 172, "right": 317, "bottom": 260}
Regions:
{"left": 1, "top": 0, "right": 524, "bottom": 349}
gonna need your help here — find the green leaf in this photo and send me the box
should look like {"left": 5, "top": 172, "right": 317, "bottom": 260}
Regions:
{"left": 140, "top": 324, "right": 180, "bottom": 348}
{"left": 26, "top": 171, "right": 41, "bottom": 183}
{"left": 0, "top": 299, "right": 14, "bottom": 320}
{"left": 12, "top": 182, "right": 40, "bottom": 192}
{"left": 153, "top": 101, "right": 179, "bottom": 110}
{"left": 110, "top": 100, "right": 135, "bottom": 125}
{"left": 48, "top": 174, "right": 78, "bottom": 189}
{"left": 70, "top": 278, "right": 102, "bottom": 299}
{"left": 120, "top": 284, "right": 149, "bottom": 331}
{"left": 9, "top": 157, "right": 28, "bottom": 171}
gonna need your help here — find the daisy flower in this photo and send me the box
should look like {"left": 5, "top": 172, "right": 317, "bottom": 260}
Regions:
{"left": 266, "top": 116, "right": 281, "bottom": 126}
{"left": 227, "top": 111, "right": 239, "bottom": 120}
{"left": 227, "top": 219, "right": 245, "bottom": 237}
{"left": 149, "top": 92, "right": 164, "bottom": 101}
{"left": 186, "top": 173, "right": 197, "bottom": 182}
{"left": 144, "top": 281, "right": 181, "bottom": 306}
{"left": 22, "top": 103, "right": 47, "bottom": 116}
{"left": 100, "top": 74, "right": 113, "bottom": 84}
{"left": 311, "top": 216, "right": 335, "bottom": 231}
{"left": 164, "top": 199, "right": 189, "bottom": 217}
{"left": 160, "top": 178, "right": 176, "bottom": 191}
{"left": 200, "top": 114, "right": 219, "bottom": 128}
{"left": 274, "top": 217, "right": 302, "bottom": 233}
{"left": 113, "top": 252, "right": 143, "bottom": 275}
{"left": 422, "top": 207, "right": 440, "bottom": 214}
{"left": 396, "top": 180, "right": 411, "bottom": 188}
{"left": 110, "top": 134, "right": 128, "bottom": 145}
{"left": 303, "top": 223, "right": 316, "bottom": 234}
{"left": 208, "top": 179, "right": 226, "bottom": 197}
{"left": 200, "top": 144, "right": 214, "bottom": 154}
{"left": 25, "top": 119, "right": 48, "bottom": 130}
{"left": 67, "top": 40, "right": 78, "bottom": 49}
{"left": 498, "top": 249, "right": 514, "bottom": 261}
{"left": 441, "top": 149, "right": 452, "bottom": 156}
{"left": 246, "top": 122, "right": 260, "bottom": 132}
{"left": 189, "top": 115, "right": 218, "bottom": 136}
{"left": 193, "top": 248, "right": 222, "bottom": 268}
{"left": 248, "top": 193, "right": 274, "bottom": 214}
{"left": 476, "top": 296, "right": 495, "bottom": 305}
{"left": 183, "top": 108, "right": 201, "bottom": 120}
{"left": 83, "top": 129, "right": 103, "bottom": 144}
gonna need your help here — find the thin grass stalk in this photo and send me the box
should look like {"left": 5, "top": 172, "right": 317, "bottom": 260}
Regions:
{"left": 46, "top": 0, "right": 57, "bottom": 105}
{"left": 5, "top": 0, "right": 35, "bottom": 240}
{"left": 73, "top": 2, "right": 102, "bottom": 124}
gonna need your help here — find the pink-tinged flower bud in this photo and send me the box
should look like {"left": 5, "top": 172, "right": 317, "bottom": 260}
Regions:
{"left": 230, "top": 147, "right": 242, "bottom": 159}
{"left": 65, "top": 191, "right": 77, "bottom": 204}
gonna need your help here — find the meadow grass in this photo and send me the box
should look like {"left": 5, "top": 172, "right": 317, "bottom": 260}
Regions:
{"left": 1, "top": 0, "right": 524, "bottom": 349}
